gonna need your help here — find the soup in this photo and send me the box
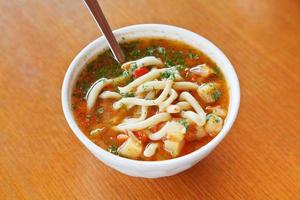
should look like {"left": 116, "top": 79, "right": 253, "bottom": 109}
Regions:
{"left": 72, "top": 38, "right": 229, "bottom": 161}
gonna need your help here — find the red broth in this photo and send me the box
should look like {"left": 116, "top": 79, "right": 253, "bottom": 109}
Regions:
{"left": 71, "top": 38, "right": 229, "bottom": 161}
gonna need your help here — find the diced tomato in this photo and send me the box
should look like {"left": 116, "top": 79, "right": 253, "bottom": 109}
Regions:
{"left": 185, "top": 124, "right": 197, "bottom": 142}
{"left": 187, "top": 73, "right": 197, "bottom": 82}
{"left": 133, "top": 67, "right": 149, "bottom": 78}
{"left": 134, "top": 131, "right": 149, "bottom": 143}
{"left": 116, "top": 134, "right": 128, "bottom": 144}
{"left": 149, "top": 122, "right": 165, "bottom": 132}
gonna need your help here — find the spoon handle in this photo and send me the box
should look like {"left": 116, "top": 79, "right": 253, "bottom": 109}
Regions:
{"left": 83, "top": 0, "right": 125, "bottom": 63}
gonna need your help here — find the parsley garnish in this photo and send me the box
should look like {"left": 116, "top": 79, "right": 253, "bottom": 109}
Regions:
{"left": 206, "top": 114, "right": 221, "bottom": 123}
{"left": 142, "top": 84, "right": 148, "bottom": 91}
{"left": 129, "top": 63, "right": 138, "bottom": 74}
{"left": 188, "top": 52, "right": 199, "bottom": 59}
{"left": 160, "top": 70, "right": 176, "bottom": 80}
{"left": 176, "top": 65, "right": 187, "bottom": 71}
{"left": 124, "top": 92, "right": 135, "bottom": 97}
{"left": 96, "top": 107, "right": 104, "bottom": 121}
{"left": 122, "top": 70, "right": 130, "bottom": 78}
{"left": 212, "top": 91, "right": 221, "bottom": 101}
{"left": 212, "top": 66, "right": 222, "bottom": 78}
{"left": 175, "top": 57, "right": 185, "bottom": 65}
{"left": 146, "top": 47, "right": 155, "bottom": 56}
{"left": 87, "top": 63, "right": 94, "bottom": 72}
{"left": 81, "top": 80, "right": 90, "bottom": 93}
{"left": 97, "top": 107, "right": 104, "bottom": 114}
{"left": 157, "top": 47, "right": 166, "bottom": 55}
{"left": 179, "top": 119, "right": 189, "bottom": 130}
{"left": 165, "top": 58, "right": 175, "bottom": 67}
{"left": 215, "top": 118, "right": 221, "bottom": 123}
{"left": 107, "top": 145, "right": 118, "bottom": 155}
{"left": 130, "top": 49, "right": 141, "bottom": 57}
{"left": 86, "top": 114, "right": 91, "bottom": 121}
{"left": 97, "top": 64, "right": 122, "bottom": 79}
{"left": 206, "top": 114, "right": 212, "bottom": 122}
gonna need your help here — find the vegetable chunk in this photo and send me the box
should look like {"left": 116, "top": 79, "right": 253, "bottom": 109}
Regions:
{"left": 205, "top": 114, "right": 223, "bottom": 136}
{"left": 164, "top": 140, "right": 185, "bottom": 157}
{"left": 163, "top": 121, "right": 186, "bottom": 157}
{"left": 189, "top": 64, "right": 213, "bottom": 77}
{"left": 117, "top": 136, "right": 142, "bottom": 158}
{"left": 197, "top": 82, "right": 221, "bottom": 103}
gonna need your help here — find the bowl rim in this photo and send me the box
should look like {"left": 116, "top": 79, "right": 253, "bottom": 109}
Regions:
{"left": 62, "top": 23, "right": 240, "bottom": 167}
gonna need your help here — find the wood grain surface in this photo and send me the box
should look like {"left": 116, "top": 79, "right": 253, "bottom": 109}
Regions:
{"left": 1, "top": 0, "right": 299, "bottom": 199}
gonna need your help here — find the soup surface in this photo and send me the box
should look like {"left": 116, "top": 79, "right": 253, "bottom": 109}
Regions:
{"left": 72, "top": 38, "right": 229, "bottom": 161}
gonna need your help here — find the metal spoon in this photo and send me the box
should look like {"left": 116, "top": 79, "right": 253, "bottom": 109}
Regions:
{"left": 83, "top": 0, "right": 125, "bottom": 63}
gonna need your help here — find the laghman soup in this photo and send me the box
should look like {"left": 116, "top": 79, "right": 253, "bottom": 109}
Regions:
{"left": 72, "top": 38, "right": 229, "bottom": 161}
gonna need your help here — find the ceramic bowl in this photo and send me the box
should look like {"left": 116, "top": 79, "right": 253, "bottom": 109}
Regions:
{"left": 62, "top": 24, "right": 240, "bottom": 178}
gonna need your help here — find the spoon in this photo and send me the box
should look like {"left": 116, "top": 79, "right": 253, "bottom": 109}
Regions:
{"left": 83, "top": 0, "right": 125, "bottom": 63}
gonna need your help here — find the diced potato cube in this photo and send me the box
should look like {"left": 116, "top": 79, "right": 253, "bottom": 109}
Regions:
{"left": 163, "top": 121, "right": 186, "bottom": 157}
{"left": 164, "top": 140, "right": 185, "bottom": 157}
{"left": 206, "top": 105, "right": 227, "bottom": 118}
{"left": 165, "top": 121, "right": 186, "bottom": 142}
{"left": 166, "top": 132, "right": 185, "bottom": 142}
{"left": 195, "top": 126, "right": 207, "bottom": 139}
{"left": 117, "top": 137, "right": 142, "bottom": 158}
{"left": 189, "top": 64, "right": 213, "bottom": 78}
{"left": 205, "top": 114, "right": 223, "bottom": 136}
{"left": 197, "top": 82, "right": 221, "bottom": 103}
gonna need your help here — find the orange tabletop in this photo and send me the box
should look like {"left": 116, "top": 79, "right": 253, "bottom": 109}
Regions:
{"left": 1, "top": 0, "right": 299, "bottom": 199}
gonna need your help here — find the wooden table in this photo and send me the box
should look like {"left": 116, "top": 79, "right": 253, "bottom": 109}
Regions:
{"left": 1, "top": 0, "right": 299, "bottom": 199}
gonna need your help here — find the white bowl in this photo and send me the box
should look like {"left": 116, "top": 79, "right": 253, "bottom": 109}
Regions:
{"left": 62, "top": 24, "right": 240, "bottom": 178}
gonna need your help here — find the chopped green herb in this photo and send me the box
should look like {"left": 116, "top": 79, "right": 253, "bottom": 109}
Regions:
{"left": 115, "top": 87, "right": 120, "bottom": 93}
{"left": 157, "top": 47, "right": 166, "bottom": 55}
{"left": 97, "top": 66, "right": 108, "bottom": 78}
{"left": 107, "top": 145, "right": 118, "bottom": 155}
{"left": 171, "top": 51, "right": 185, "bottom": 65}
{"left": 176, "top": 65, "right": 187, "bottom": 71}
{"left": 207, "top": 83, "right": 214, "bottom": 88}
{"left": 212, "top": 66, "right": 220, "bottom": 76}
{"left": 215, "top": 118, "right": 221, "bottom": 123}
{"left": 165, "top": 58, "right": 175, "bottom": 67}
{"left": 122, "top": 72, "right": 134, "bottom": 84}
{"left": 130, "top": 49, "right": 141, "bottom": 57}
{"left": 146, "top": 47, "right": 155, "bottom": 56}
{"left": 81, "top": 80, "right": 90, "bottom": 93}
{"left": 124, "top": 92, "right": 135, "bottom": 97}
{"left": 96, "top": 107, "right": 104, "bottom": 121}
{"left": 87, "top": 63, "right": 94, "bottom": 72}
{"left": 206, "top": 114, "right": 212, "bottom": 122}
{"left": 160, "top": 70, "right": 176, "bottom": 80}
{"left": 122, "top": 70, "right": 130, "bottom": 78}
{"left": 212, "top": 91, "right": 221, "bottom": 101}
{"left": 175, "top": 56, "right": 185, "bottom": 65}
{"left": 188, "top": 52, "right": 199, "bottom": 59}
{"left": 86, "top": 114, "right": 91, "bottom": 121}
{"left": 142, "top": 84, "right": 148, "bottom": 91}
{"left": 179, "top": 119, "right": 189, "bottom": 130}
{"left": 129, "top": 63, "right": 138, "bottom": 74}
{"left": 206, "top": 114, "right": 221, "bottom": 123}
{"left": 97, "top": 107, "right": 104, "bottom": 114}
